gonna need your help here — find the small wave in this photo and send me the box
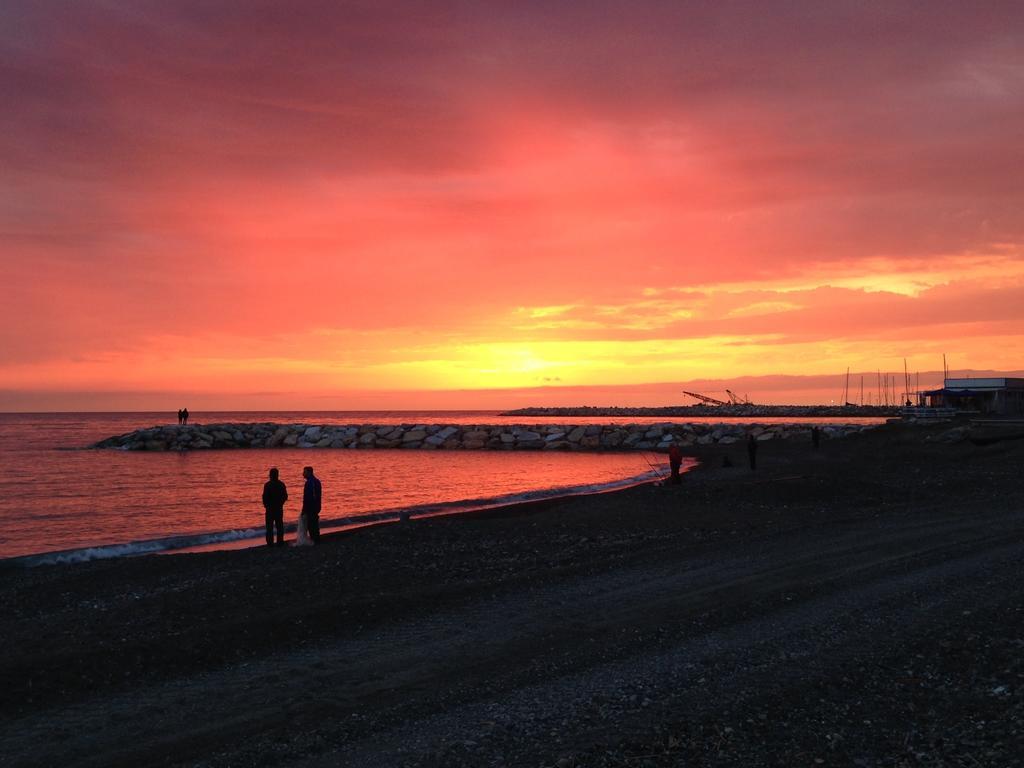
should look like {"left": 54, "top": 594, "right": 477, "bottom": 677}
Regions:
{"left": 6, "top": 527, "right": 263, "bottom": 567}
{"left": 330, "top": 468, "right": 664, "bottom": 524}
{"left": 4, "top": 468, "right": 667, "bottom": 567}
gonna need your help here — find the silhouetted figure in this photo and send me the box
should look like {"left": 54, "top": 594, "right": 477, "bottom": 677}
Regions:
{"left": 177, "top": 409, "right": 183, "bottom": 425}
{"left": 182, "top": 408, "right": 189, "bottom": 425}
{"left": 262, "top": 468, "right": 288, "bottom": 546}
{"left": 302, "top": 466, "right": 322, "bottom": 544}
{"left": 811, "top": 426, "right": 821, "bottom": 451}
{"left": 668, "top": 443, "right": 683, "bottom": 485}
{"left": 747, "top": 434, "right": 758, "bottom": 470}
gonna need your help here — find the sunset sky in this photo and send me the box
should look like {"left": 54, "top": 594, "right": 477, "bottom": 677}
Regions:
{"left": 2, "top": 1, "right": 1023, "bottom": 410}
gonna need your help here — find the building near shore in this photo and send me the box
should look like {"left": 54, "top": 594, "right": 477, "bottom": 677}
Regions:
{"left": 918, "top": 377, "right": 1024, "bottom": 416}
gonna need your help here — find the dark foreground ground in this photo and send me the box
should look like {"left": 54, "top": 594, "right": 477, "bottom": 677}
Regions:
{"left": 1, "top": 421, "right": 1023, "bottom": 767}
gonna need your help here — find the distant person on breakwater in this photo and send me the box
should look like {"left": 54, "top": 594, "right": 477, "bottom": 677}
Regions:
{"left": 262, "top": 468, "right": 288, "bottom": 547}
{"left": 747, "top": 434, "right": 758, "bottom": 471}
{"left": 302, "top": 466, "right": 322, "bottom": 544}
{"left": 176, "top": 409, "right": 183, "bottom": 425}
{"left": 182, "top": 408, "right": 189, "bottom": 425}
{"left": 668, "top": 443, "right": 683, "bottom": 485}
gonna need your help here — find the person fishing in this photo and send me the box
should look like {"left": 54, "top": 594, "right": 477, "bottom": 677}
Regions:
{"left": 668, "top": 442, "right": 684, "bottom": 485}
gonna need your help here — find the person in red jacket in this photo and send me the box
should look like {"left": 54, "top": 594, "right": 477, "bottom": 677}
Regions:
{"left": 668, "top": 443, "right": 684, "bottom": 485}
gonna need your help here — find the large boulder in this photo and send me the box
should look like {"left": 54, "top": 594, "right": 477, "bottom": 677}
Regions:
{"left": 267, "top": 426, "right": 289, "bottom": 447}
{"left": 516, "top": 440, "right": 545, "bottom": 449}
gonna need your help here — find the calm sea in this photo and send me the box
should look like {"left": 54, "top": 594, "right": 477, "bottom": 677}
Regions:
{"left": 0, "top": 411, "right": 883, "bottom": 564}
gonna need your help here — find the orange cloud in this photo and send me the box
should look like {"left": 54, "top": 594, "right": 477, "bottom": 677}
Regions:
{"left": 2, "top": 3, "right": 1024, "bottom": 409}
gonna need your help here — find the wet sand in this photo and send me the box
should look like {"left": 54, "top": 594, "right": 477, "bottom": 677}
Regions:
{"left": 2, "top": 421, "right": 1022, "bottom": 766}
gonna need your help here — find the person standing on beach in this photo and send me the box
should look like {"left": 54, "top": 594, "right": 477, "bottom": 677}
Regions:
{"left": 177, "top": 408, "right": 183, "bottom": 425}
{"left": 747, "top": 434, "right": 758, "bottom": 471}
{"left": 302, "top": 466, "right": 322, "bottom": 544}
{"left": 262, "top": 468, "right": 288, "bottom": 546}
{"left": 182, "top": 407, "right": 189, "bottom": 425}
{"left": 668, "top": 443, "right": 683, "bottom": 485}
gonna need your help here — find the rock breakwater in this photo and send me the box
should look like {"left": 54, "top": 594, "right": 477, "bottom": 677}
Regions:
{"left": 503, "top": 404, "right": 898, "bottom": 418}
{"left": 93, "top": 421, "right": 874, "bottom": 452}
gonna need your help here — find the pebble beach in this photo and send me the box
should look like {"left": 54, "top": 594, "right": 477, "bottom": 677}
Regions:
{"left": 2, "top": 419, "right": 1022, "bottom": 767}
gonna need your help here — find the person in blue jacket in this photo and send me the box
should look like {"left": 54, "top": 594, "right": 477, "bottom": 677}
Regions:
{"left": 302, "top": 466, "right": 322, "bottom": 544}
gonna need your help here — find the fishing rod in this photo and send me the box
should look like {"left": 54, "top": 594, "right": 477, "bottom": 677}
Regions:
{"left": 639, "top": 451, "right": 667, "bottom": 482}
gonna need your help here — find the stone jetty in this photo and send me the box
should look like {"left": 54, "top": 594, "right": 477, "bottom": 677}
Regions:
{"left": 93, "top": 421, "right": 874, "bottom": 452}
{"left": 503, "top": 404, "right": 898, "bottom": 418}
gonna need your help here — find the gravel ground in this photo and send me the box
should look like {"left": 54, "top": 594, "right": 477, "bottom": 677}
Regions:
{"left": 1, "top": 420, "right": 1022, "bottom": 767}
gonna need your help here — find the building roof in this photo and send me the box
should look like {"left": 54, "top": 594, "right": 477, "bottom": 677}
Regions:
{"left": 924, "top": 388, "right": 995, "bottom": 397}
{"left": 944, "top": 377, "right": 1024, "bottom": 390}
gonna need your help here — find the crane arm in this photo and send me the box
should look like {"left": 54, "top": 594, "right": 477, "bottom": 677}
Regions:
{"left": 682, "top": 390, "right": 729, "bottom": 406}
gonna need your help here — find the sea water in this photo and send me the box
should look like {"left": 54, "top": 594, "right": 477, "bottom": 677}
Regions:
{"left": 0, "top": 411, "right": 883, "bottom": 563}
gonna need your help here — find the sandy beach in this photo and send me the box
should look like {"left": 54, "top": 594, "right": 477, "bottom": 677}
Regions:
{"left": 2, "top": 420, "right": 1022, "bottom": 767}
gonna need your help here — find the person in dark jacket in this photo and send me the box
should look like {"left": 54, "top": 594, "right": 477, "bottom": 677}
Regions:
{"left": 302, "top": 466, "right": 322, "bottom": 544}
{"left": 262, "top": 467, "right": 288, "bottom": 546}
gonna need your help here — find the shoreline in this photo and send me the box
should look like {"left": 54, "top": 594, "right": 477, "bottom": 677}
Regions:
{"left": 3, "top": 461, "right": 689, "bottom": 566}
{"left": 4, "top": 419, "right": 1021, "bottom": 766}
